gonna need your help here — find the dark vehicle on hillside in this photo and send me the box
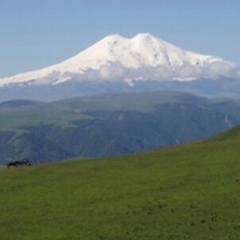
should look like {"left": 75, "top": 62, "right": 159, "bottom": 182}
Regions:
{"left": 7, "top": 158, "right": 32, "bottom": 168}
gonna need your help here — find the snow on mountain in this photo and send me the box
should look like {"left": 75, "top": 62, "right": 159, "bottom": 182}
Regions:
{"left": 0, "top": 33, "right": 240, "bottom": 88}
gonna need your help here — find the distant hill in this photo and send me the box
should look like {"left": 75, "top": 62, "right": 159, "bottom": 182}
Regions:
{"left": 0, "top": 99, "right": 40, "bottom": 107}
{"left": 0, "top": 126, "right": 240, "bottom": 239}
{"left": 0, "top": 91, "right": 240, "bottom": 165}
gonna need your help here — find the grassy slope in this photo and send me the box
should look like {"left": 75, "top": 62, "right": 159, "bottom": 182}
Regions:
{"left": 0, "top": 128, "right": 240, "bottom": 240}
{"left": 0, "top": 104, "right": 89, "bottom": 132}
{"left": 1, "top": 91, "right": 240, "bottom": 132}
{"left": 0, "top": 91, "right": 206, "bottom": 131}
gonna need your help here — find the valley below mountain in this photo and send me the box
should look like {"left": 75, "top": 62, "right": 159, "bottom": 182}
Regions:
{"left": 1, "top": 91, "right": 240, "bottom": 165}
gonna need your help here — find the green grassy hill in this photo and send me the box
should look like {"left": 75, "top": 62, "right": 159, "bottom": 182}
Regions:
{"left": 0, "top": 127, "right": 240, "bottom": 240}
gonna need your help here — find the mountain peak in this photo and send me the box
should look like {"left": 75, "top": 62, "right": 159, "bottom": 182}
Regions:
{"left": 132, "top": 32, "right": 156, "bottom": 40}
{"left": 97, "top": 34, "right": 128, "bottom": 46}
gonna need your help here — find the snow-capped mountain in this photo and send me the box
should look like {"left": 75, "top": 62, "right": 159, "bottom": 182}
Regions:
{"left": 1, "top": 33, "right": 240, "bottom": 86}
{"left": 0, "top": 33, "right": 240, "bottom": 101}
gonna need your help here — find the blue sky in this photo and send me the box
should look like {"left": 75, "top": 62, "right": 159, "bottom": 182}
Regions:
{"left": 1, "top": 0, "right": 240, "bottom": 77}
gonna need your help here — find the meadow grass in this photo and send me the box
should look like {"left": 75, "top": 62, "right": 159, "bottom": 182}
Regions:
{"left": 0, "top": 104, "right": 89, "bottom": 131}
{"left": 0, "top": 129, "right": 240, "bottom": 239}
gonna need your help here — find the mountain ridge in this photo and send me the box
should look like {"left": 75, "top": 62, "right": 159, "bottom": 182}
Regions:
{"left": 0, "top": 91, "right": 240, "bottom": 164}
